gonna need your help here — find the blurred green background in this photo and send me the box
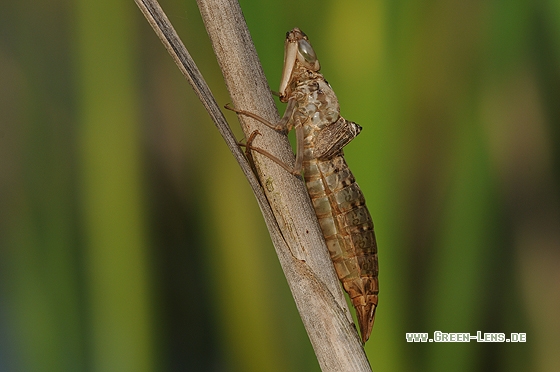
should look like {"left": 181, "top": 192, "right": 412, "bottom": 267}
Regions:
{"left": 1, "top": 0, "right": 559, "bottom": 371}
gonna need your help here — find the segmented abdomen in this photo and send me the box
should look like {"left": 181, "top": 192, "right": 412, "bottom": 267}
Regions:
{"left": 304, "top": 154, "right": 379, "bottom": 340}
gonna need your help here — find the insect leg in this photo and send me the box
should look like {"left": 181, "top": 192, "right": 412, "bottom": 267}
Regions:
{"left": 224, "top": 97, "right": 297, "bottom": 132}
{"left": 239, "top": 136, "right": 301, "bottom": 176}
{"left": 238, "top": 130, "right": 261, "bottom": 176}
{"left": 292, "top": 122, "right": 305, "bottom": 174}
{"left": 225, "top": 98, "right": 301, "bottom": 176}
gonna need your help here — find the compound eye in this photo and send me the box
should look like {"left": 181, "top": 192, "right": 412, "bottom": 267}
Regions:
{"left": 298, "top": 39, "right": 317, "bottom": 64}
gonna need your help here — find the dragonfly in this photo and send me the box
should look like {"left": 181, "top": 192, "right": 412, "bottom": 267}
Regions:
{"left": 227, "top": 28, "right": 378, "bottom": 343}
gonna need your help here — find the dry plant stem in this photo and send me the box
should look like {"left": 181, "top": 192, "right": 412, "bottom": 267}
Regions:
{"left": 134, "top": 0, "right": 372, "bottom": 370}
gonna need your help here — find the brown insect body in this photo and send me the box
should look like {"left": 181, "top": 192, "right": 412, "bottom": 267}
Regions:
{"left": 228, "top": 28, "right": 379, "bottom": 343}
{"left": 280, "top": 29, "right": 378, "bottom": 343}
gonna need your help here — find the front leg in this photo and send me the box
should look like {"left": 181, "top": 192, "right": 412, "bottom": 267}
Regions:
{"left": 224, "top": 97, "right": 297, "bottom": 132}
{"left": 225, "top": 99, "right": 303, "bottom": 175}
